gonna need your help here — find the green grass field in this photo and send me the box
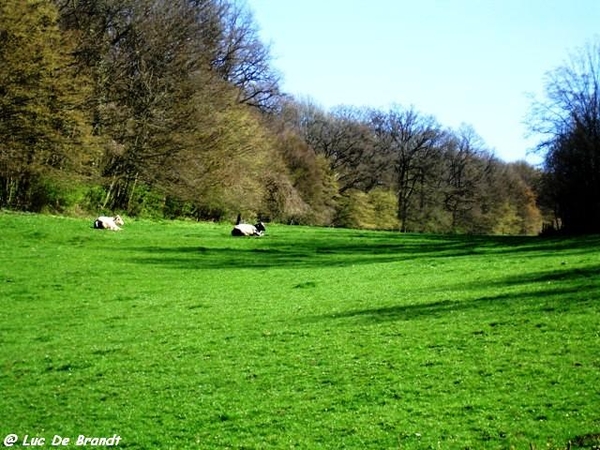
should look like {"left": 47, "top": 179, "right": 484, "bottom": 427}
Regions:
{"left": 1, "top": 212, "right": 599, "bottom": 449}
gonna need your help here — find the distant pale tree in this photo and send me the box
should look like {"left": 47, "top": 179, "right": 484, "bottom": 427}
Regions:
{"left": 163, "top": 87, "right": 274, "bottom": 220}
{"left": 504, "top": 162, "right": 544, "bottom": 235}
{"left": 333, "top": 189, "right": 374, "bottom": 229}
{"left": 270, "top": 127, "right": 337, "bottom": 225}
{"left": 367, "top": 188, "right": 399, "bottom": 230}
{"left": 528, "top": 39, "right": 600, "bottom": 234}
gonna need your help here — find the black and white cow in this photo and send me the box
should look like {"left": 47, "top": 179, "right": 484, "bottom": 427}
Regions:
{"left": 231, "top": 214, "right": 265, "bottom": 236}
{"left": 93, "top": 215, "right": 124, "bottom": 231}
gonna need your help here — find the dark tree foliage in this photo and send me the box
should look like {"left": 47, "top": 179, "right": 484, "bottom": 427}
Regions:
{"left": 529, "top": 40, "right": 600, "bottom": 234}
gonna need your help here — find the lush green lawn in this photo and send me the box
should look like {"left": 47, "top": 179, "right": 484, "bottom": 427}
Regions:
{"left": 1, "top": 213, "right": 599, "bottom": 449}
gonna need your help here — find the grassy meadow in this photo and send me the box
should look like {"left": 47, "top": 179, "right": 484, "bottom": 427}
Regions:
{"left": 0, "top": 212, "right": 599, "bottom": 449}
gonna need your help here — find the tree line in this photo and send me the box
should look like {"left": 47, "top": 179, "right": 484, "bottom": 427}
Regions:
{"left": 1, "top": 0, "right": 597, "bottom": 234}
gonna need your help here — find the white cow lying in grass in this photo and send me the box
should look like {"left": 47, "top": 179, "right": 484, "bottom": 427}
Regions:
{"left": 93, "top": 215, "right": 124, "bottom": 231}
{"left": 231, "top": 214, "right": 265, "bottom": 236}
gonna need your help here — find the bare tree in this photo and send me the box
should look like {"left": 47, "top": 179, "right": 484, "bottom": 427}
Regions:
{"left": 291, "top": 100, "right": 383, "bottom": 193}
{"left": 370, "top": 106, "right": 444, "bottom": 232}
{"left": 206, "top": 0, "right": 281, "bottom": 110}
{"left": 442, "top": 125, "right": 493, "bottom": 231}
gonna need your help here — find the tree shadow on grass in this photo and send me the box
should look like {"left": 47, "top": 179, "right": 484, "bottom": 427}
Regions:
{"left": 308, "top": 264, "right": 600, "bottom": 324}
{"left": 125, "top": 241, "right": 469, "bottom": 270}
{"left": 120, "top": 232, "right": 600, "bottom": 271}
{"left": 499, "top": 264, "right": 600, "bottom": 286}
{"left": 319, "top": 286, "right": 594, "bottom": 324}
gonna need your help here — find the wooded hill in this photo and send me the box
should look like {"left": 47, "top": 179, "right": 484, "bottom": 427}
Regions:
{"left": 1, "top": 0, "right": 546, "bottom": 234}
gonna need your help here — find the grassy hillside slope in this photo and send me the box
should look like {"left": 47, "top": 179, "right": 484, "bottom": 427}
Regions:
{"left": 1, "top": 213, "right": 599, "bottom": 449}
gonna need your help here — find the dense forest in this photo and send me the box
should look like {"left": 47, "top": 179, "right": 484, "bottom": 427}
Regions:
{"left": 1, "top": 0, "right": 598, "bottom": 234}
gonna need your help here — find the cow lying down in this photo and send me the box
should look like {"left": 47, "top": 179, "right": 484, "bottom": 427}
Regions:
{"left": 231, "top": 215, "right": 265, "bottom": 236}
{"left": 93, "top": 215, "right": 124, "bottom": 231}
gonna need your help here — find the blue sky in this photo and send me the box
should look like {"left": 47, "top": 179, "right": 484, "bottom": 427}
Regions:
{"left": 246, "top": 0, "right": 599, "bottom": 163}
